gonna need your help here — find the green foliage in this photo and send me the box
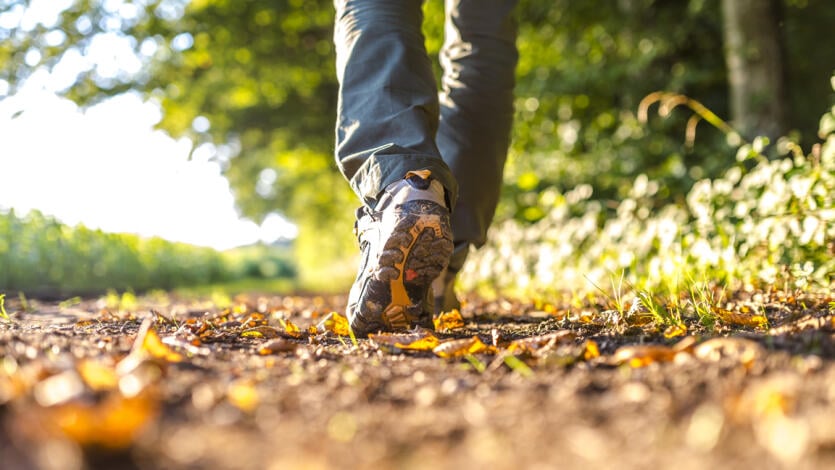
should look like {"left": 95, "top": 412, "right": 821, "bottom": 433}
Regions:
{"left": 501, "top": 0, "right": 834, "bottom": 224}
{"left": 223, "top": 243, "right": 296, "bottom": 279}
{"left": 4, "top": 1, "right": 832, "bottom": 219}
{"left": 504, "top": 0, "right": 726, "bottom": 220}
{"left": 0, "top": 209, "right": 295, "bottom": 296}
{"left": 461, "top": 82, "right": 835, "bottom": 304}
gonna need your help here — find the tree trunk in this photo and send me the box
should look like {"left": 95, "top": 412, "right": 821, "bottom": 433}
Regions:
{"left": 721, "top": 0, "right": 788, "bottom": 141}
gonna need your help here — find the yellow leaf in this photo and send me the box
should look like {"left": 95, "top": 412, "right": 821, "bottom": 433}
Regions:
{"left": 433, "top": 309, "right": 465, "bottom": 331}
{"left": 582, "top": 340, "right": 600, "bottom": 360}
{"left": 433, "top": 336, "right": 496, "bottom": 358}
{"left": 626, "top": 313, "right": 656, "bottom": 326}
{"left": 664, "top": 323, "right": 687, "bottom": 339}
{"left": 52, "top": 393, "right": 158, "bottom": 449}
{"left": 283, "top": 320, "right": 302, "bottom": 338}
{"left": 369, "top": 330, "right": 440, "bottom": 351}
{"left": 241, "top": 326, "right": 281, "bottom": 339}
{"left": 241, "top": 313, "right": 267, "bottom": 328}
{"left": 317, "top": 312, "right": 351, "bottom": 336}
{"left": 137, "top": 319, "right": 182, "bottom": 362}
{"left": 227, "top": 380, "right": 259, "bottom": 412}
{"left": 714, "top": 307, "right": 768, "bottom": 329}
{"left": 76, "top": 360, "right": 119, "bottom": 392}
{"left": 613, "top": 344, "right": 676, "bottom": 368}
{"left": 116, "top": 319, "right": 182, "bottom": 377}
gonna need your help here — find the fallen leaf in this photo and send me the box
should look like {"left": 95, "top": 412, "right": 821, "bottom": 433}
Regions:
{"left": 693, "top": 337, "right": 763, "bottom": 367}
{"left": 227, "top": 380, "right": 259, "bottom": 412}
{"left": 613, "top": 344, "right": 677, "bottom": 368}
{"left": 258, "top": 338, "right": 299, "bottom": 355}
{"left": 317, "top": 312, "right": 352, "bottom": 336}
{"left": 283, "top": 320, "right": 302, "bottom": 338}
{"left": 664, "top": 323, "right": 687, "bottom": 339}
{"left": 116, "top": 319, "right": 182, "bottom": 376}
{"left": 577, "top": 311, "right": 606, "bottom": 325}
{"left": 136, "top": 319, "right": 183, "bottom": 362}
{"left": 506, "top": 330, "right": 576, "bottom": 355}
{"left": 672, "top": 335, "right": 698, "bottom": 353}
{"left": 151, "top": 309, "right": 176, "bottom": 325}
{"left": 582, "top": 340, "right": 600, "bottom": 360}
{"left": 161, "top": 335, "right": 211, "bottom": 356}
{"left": 433, "top": 309, "right": 465, "bottom": 331}
{"left": 241, "top": 313, "right": 267, "bottom": 328}
{"left": 433, "top": 336, "right": 496, "bottom": 358}
{"left": 51, "top": 393, "right": 158, "bottom": 449}
{"left": 76, "top": 360, "right": 119, "bottom": 392}
{"left": 241, "top": 326, "right": 281, "bottom": 339}
{"left": 714, "top": 307, "right": 768, "bottom": 329}
{"left": 369, "top": 329, "right": 440, "bottom": 351}
{"left": 625, "top": 313, "right": 656, "bottom": 327}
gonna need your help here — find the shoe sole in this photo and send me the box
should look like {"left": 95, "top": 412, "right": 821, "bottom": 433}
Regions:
{"left": 356, "top": 200, "right": 453, "bottom": 333}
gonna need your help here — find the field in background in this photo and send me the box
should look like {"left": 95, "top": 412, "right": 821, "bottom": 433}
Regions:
{"left": 0, "top": 209, "right": 297, "bottom": 298}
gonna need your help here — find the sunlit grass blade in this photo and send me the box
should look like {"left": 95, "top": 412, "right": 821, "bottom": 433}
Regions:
{"left": 0, "top": 293, "right": 8, "bottom": 320}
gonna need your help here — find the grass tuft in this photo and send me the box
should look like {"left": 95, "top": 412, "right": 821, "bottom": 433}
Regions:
{"left": 0, "top": 293, "right": 8, "bottom": 320}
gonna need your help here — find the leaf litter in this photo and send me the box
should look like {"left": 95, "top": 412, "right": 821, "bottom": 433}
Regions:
{"left": 0, "top": 289, "right": 833, "bottom": 469}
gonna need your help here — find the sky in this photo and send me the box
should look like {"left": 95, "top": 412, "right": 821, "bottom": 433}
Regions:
{"left": 0, "top": 0, "right": 298, "bottom": 251}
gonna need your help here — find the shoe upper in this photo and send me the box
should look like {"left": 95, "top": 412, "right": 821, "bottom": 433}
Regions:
{"left": 346, "top": 171, "right": 453, "bottom": 336}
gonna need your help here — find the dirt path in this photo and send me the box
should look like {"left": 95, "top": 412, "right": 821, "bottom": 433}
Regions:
{"left": 1, "top": 291, "right": 834, "bottom": 469}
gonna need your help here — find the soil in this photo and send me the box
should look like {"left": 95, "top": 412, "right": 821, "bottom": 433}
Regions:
{"left": 1, "top": 290, "right": 834, "bottom": 470}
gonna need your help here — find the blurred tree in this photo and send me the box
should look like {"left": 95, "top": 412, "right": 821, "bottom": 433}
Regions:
{"left": 721, "top": 0, "right": 787, "bottom": 140}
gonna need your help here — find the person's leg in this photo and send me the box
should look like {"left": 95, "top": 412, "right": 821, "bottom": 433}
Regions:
{"left": 334, "top": 0, "right": 457, "bottom": 208}
{"left": 434, "top": 0, "right": 518, "bottom": 310}
{"left": 334, "top": 0, "right": 455, "bottom": 335}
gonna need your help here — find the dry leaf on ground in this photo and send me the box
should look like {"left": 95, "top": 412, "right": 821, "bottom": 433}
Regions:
{"left": 76, "top": 360, "right": 119, "bottom": 392}
{"left": 582, "top": 340, "right": 600, "bottom": 360}
{"left": 241, "top": 326, "right": 282, "bottom": 338}
{"left": 161, "top": 335, "right": 211, "bottom": 356}
{"left": 433, "top": 309, "right": 465, "bottom": 331}
{"left": 433, "top": 336, "right": 496, "bottom": 358}
{"left": 714, "top": 307, "right": 768, "bottom": 329}
{"left": 664, "top": 323, "right": 688, "bottom": 339}
{"left": 369, "top": 329, "right": 441, "bottom": 351}
{"left": 48, "top": 392, "right": 158, "bottom": 449}
{"left": 317, "top": 312, "right": 352, "bottom": 336}
{"left": 258, "top": 338, "right": 299, "bottom": 355}
{"left": 693, "top": 337, "right": 764, "bottom": 367}
{"left": 227, "top": 380, "right": 259, "bottom": 413}
{"left": 613, "top": 344, "right": 678, "bottom": 367}
{"left": 506, "top": 330, "right": 576, "bottom": 355}
{"left": 117, "top": 319, "right": 182, "bottom": 376}
{"left": 283, "top": 319, "right": 303, "bottom": 338}
{"left": 135, "top": 319, "right": 183, "bottom": 362}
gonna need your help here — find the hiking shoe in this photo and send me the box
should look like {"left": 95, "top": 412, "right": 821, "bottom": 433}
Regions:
{"left": 432, "top": 266, "right": 461, "bottom": 314}
{"left": 346, "top": 171, "right": 454, "bottom": 336}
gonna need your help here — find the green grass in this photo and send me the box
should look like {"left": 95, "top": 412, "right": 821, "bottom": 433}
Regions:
{"left": 0, "top": 293, "right": 8, "bottom": 320}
